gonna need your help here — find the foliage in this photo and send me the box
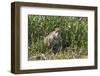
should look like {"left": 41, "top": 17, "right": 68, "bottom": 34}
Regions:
{"left": 28, "top": 15, "right": 88, "bottom": 60}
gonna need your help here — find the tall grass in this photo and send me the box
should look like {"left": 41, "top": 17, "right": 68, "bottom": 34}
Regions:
{"left": 28, "top": 15, "right": 88, "bottom": 60}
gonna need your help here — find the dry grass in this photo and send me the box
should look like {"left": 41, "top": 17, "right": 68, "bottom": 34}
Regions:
{"left": 28, "top": 48, "right": 88, "bottom": 60}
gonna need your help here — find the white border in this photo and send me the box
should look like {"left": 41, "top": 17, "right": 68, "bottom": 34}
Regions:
{"left": 20, "top": 6, "right": 95, "bottom": 70}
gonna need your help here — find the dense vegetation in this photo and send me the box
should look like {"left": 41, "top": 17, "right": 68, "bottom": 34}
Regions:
{"left": 28, "top": 15, "right": 88, "bottom": 60}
